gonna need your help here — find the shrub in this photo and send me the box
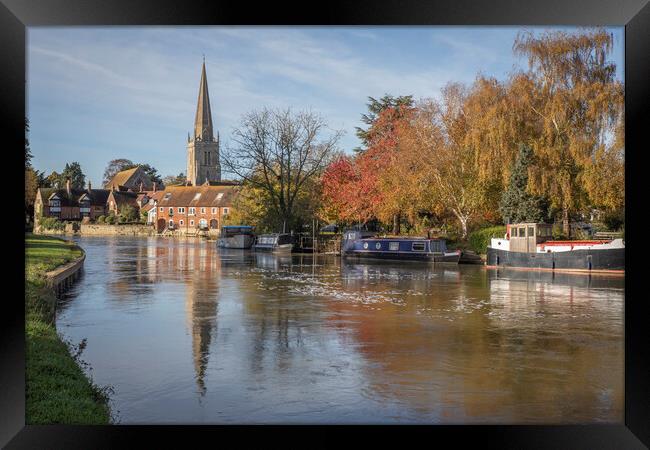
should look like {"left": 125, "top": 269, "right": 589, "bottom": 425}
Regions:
{"left": 105, "top": 213, "right": 116, "bottom": 225}
{"left": 95, "top": 215, "right": 105, "bottom": 224}
{"left": 468, "top": 225, "right": 506, "bottom": 254}
{"left": 39, "top": 216, "right": 65, "bottom": 231}
{"left": 118, "top": 204, "right": 138, "bottom": 223}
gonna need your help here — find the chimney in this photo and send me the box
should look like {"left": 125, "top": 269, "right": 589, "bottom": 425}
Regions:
{"left": 66, "top": 177, "right": 71, "bottom": 195}
{"left": 153, "top": 182, "right": 157, "bottom": 192}
{"left": 140, "top": 181, "right": 144, "bottom": 193}
{"left": 88, "top": 180, "right": 92, "bottom": 192}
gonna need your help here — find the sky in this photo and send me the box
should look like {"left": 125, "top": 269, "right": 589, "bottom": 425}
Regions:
{"left": 27, "top": 26, "right": 624, "bottom": 187}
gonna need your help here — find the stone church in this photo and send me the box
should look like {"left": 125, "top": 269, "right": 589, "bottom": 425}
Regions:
{"left": 186, "top": 59, "right": 222, "bottom": 186}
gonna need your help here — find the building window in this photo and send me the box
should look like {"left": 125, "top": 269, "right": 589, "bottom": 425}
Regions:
{"left": 199, "top": 219, "right": 208, "bottom": 229}
{"left": 179, "top": 207, "right": 185, "bottom": 213}
{"left": 223, "top": 207, "right": 229, "bottom": 215}
{"left": 190, "top": 220, "right": 194, "bottom": 226}
{"left": 169, "top": 207, "right": 174, "bottom": 215}
{"left": 211, "top": 207, "right": 217, "bottom": 214}
{"left": 180, "top": 220, "right": 184, "bottom": 226}
{"left": 200, "top": 207, "right": 205, "bottom": 214}
{"left": 160, "top": 207, "right": 164, "bottom": 212}
{"left": 169, "top": 219, "right": 174, "bottom": 228}
{"left": 189, "top": 207, "right": 195, "bottom": 215}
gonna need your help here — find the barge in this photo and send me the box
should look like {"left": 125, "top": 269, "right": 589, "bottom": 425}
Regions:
{"left": 217, "top": 225, "right": 255, "bottom": 249}
{"left": 341, "top": 230, "right": 461, "bottom": 263}
{"left": 486, "top": 222, "right": 624, "bottom": 273}
{"left": 253, "top": 233, "right": 294, "bottom": 253}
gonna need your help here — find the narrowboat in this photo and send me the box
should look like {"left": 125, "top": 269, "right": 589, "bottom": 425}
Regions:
{"left": 486, "top": 222, "right": 624, "bottom": 273}
{"left": 341, "top": 230, "right": 461, "bottom": 263}
{"left": 253, "top": 233, "right": 294, "bottom": 253}
{"left": 217, "top": 225, "right": 255, "bottom": 249}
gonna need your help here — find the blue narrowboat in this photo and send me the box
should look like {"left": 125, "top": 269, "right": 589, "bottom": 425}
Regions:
{"left": 341, "top": 230, "right": 461, "bottom": 263}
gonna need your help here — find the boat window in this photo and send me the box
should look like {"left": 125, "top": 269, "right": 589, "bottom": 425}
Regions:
{"left": 389, "top": 242, "right": 399, "bottom": 251}
{"left": 430, "top": 240, "right": 440, "bottom": 253}
{"left": 412, "top": 242, "right": 425, "bottom": 252}
{"left": 528, "top": 226, "right": 535, "bottom": 237}
{"left": 363, "top": 242, "right": 368, "bottom": 249}
{"left": 519, "top": 227, "right": 525, "bottom": 237}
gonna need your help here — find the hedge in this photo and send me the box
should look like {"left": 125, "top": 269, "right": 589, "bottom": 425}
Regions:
{"left": 468, "top": 226, "right": 506, "bottom": 255}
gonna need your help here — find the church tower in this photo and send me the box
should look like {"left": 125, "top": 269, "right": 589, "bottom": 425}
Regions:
{"left": 187, "top": 59, "right": 221, "bottom": 186}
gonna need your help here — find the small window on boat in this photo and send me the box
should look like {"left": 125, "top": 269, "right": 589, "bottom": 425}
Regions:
{"left": 528, "top": 226, "right": 535, "bottom": 237}
{"left": 363, "top": 242, "right": 368, "bottom": 249}
{"left": 430, "top": 241, "right": 441, "bottom": 253}
{"left": 389, "top": 242, "right": 399, "bottom": 251}
{"left": 412, "top": 242, "right": 425, "bottom": 252}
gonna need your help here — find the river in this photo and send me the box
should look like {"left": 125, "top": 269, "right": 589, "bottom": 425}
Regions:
{"left": 56, "top": 236, "right": 624, "bottom": 424}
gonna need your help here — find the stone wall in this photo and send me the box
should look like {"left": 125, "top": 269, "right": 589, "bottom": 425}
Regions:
{"left": 79, "top": 223, "right": 157, "bottom": 236}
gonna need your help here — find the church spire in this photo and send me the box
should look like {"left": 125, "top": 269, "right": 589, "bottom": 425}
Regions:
{"left": 193, "top": 59, "right": 214, "bottom": 142}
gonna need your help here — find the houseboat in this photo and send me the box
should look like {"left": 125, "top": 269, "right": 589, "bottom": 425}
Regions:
{"left": 252, "top": 233, "right": 294, "bottom": 253}
{"left": 486, "top": 222, "right": 624, "bottom": 273}
{"left": 217, "top": 225, "right": 255, "bottom": 249}
{"left": 341, "top": 230, "right": 461, "bottom": 263}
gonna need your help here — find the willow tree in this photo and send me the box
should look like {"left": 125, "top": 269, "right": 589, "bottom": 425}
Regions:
{"left": 222, "top": 108, "right": 342, "bottom": 232}
{"left": 513, "top": 28, "right": 623, "bottom": 236}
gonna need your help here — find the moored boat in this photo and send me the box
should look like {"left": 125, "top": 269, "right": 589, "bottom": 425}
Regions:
{"left": 486, "top": 222, "right": 624, "bottom": 273}
{"left": 341, "top": 229, "right": 461, "bottom": 263}
{"left": 253, "top": 233, "right": 294, "bottom": 253}
{"left": 217, "top": 225, "right": 255, "bottom": 249}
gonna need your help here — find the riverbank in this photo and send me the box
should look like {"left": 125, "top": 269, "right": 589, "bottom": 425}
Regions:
{"left": 25, "top": 234, "right": 111, "bottom": 424}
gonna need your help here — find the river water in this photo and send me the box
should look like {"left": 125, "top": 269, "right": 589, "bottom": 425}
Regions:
{"left": 56, "top": 236, "right": 624, "bottom": 424}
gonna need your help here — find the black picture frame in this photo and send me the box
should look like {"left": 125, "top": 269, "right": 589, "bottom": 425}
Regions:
{"left": 2, "top": 0, "right": 648, "bottom": 447}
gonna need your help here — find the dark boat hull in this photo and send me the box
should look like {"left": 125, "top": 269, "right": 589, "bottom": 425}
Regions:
{"left": 486, "top": 247, "right": 624, "bottom": 273}
{"left": 343, "top": 250, "right": 460, "bottom": 264}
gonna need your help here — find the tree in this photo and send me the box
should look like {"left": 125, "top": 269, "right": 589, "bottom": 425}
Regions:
{"left": 103, "top": 159, "right": 134, "bottom": 186}
{"left": 499, "top": 144, "right": 549, "bottom": 224}
{"left": 45, "top": 171, "right": 62, "bottom": 188}
{"left": 61, "top": 162, "right": 86, "bottom": 189}
{"left": 138, "top": 164, "right": 163, "bottom": 187}
{"left": 25, "top": 168, "right": 39, "bottom": 222}
{"left": 354, "top": 94, "right": 414, "bottom": 152}
{"left": 222, "top": 108, "right": 342, "bottom": 231}
{"left": 162, "top": 172, "right": 186, "bottom": 186}
{"left": 25, "top": 118, "right": 32, "bottom": 169}
{"left": 513, "top": 28, "right": 623, "bottom": 236}
{"left": 118, "top": 204, "right": 138, "bottom": 223}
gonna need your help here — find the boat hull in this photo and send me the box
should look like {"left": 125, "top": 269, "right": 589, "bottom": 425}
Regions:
{"left": 253, "top": 243, "right": 293, "bottom": 253}
{"left": 486, "top": 247, "right": 624, "bottom": 272}
{"left": 217, "top": 234, "right": 255, "bottom": 249}
{"left": 343, "top": 250, "right": 460, "bottom": 264}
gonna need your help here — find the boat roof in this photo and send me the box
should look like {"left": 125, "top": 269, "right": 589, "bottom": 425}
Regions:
{"left": 223, "top": 225, "right": 253, "bottom": 229}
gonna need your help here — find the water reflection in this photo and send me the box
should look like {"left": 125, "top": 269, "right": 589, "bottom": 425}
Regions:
{"left": 56, "top": 237, "right": 623, "bottom": 424}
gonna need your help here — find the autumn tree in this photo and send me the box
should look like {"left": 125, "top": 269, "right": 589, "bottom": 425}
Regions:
{"left": 513, "top": 28, "right": 624, "bottom": 236}
{"left": 222, "top": 108, "right": 342, "bottom": 232}
{"left": 354, "top": 94, "right": 414, "bottom": 153}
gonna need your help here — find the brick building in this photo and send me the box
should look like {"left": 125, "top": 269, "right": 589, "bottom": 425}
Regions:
{"left": 34, "top": 179, "right": 110, "bottom": 221}
{"left": 154, "top": 183, "right": 237, "bottom": 235}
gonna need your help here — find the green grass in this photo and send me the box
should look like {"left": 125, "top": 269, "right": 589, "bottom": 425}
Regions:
{"left": 25, "top": 233, "right": 111, "bottom": 424}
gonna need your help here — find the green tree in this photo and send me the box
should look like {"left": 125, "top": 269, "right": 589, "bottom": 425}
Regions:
{"left": 499, "top": 144, "right": 549, "bottom": 224}
{"left": 61, "top": 162, "right": 86, "bottom": 189}
{"left": 118, "top": 205, "right": 138, "bottom": 223}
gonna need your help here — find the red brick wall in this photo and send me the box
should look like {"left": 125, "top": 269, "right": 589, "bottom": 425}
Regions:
{"left": 156, "top": 205, "right": 231, "bottom": 232}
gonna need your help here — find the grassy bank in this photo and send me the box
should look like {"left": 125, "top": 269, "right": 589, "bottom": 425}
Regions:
{"left": 25, "top": 234, "right": 111, "bottom": 424}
